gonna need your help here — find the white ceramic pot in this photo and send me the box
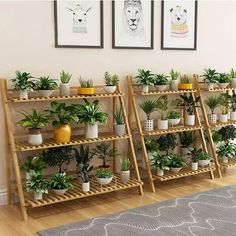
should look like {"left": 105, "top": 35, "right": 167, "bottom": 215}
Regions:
{"left": 209, "top": 113, "right": 217, "bottom": 124}
{"left": 85, "top": 122, "right": 98, "bottom": 139}
{"left": 38, "top": 90, "right": 54, "bottom": 97}
{"left": 82, "top": 182, "right": 90, "bottom": 192}
{"left": 219, "top": 114, "right": 228, "bottom": 123}
{"left": 198, "top": 159, "right": 210, "bottom": 167}
{"left": 156, "top": 168, "right": 164, "bottom": 176}
{"left": 144, "top": 119, "right": 154, "bottom": 131}
{"left": 168, "top": 118, "right": 181, "bottom": 126}
{"left": 20, "top": 90, "right": 28, "bottom": 99}
{"left": 120, "top": 170, "right": 130, "bottom": 184}
{"left": 115, "top": 124, "right": 126, "bottom": 136}
{"left": 218, "top": 83, "right": 229, "bottom": 89}
{"left": 207, "top": 83, "right": 214, "bottom": 90}
{"left": 222, "top": 157, "right": 229, "bottom": 163}
{"left": 181, "top": 147, "right": 191, "bottom": 156}
{"left": 60, "top": 83, "right": 70, "bottom": 96}
{"left": 96, "top": 177, "right": 113, "bottom": 185}
{"left": 104, "top": 85, "right": 117, "bottom": 94}
{"left": 28, "top": 129, "right": 43, "bottom": 146}
{"left": 34, "top": 191, "right": 43, "bottom": 200}
{"left": 142, "top": 85, "right": 149, "bottom": 93}
{"left": 231, "top": 78, "right": 236, "bottom": 88}
{"left": 156, "top": 85, "right": 168, "bottom": 91}
{"left": 185, "top": 114, "right": 195, "bottom": 126}
{"left": 171, "top": 80, "right": 179, "bottom": 91}
{"left": 170, "top": 167, "right": 182, "bottom": 173}
{"left": 191, "top": 162, "right": 198, "bottom": 171}
{"left": 230, "top": 111, "right": 236, "bottom": 121}
{"left": 53, "top": 189, "right": 68, "bottom": 195}
{"left": 157, "top": 119, "right": 168, "bottom": 130}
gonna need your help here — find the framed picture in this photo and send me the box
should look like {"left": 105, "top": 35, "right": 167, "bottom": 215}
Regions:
{"left": 112, "top": 0, "right": 154, "bottom": 49}
{"left": 161, "top": 0, "right": 198, "bottom": 50}
{"left": 54, "top": 0, "right": 103, "bottom": 48}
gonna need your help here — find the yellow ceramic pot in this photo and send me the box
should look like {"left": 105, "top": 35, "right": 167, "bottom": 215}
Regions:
{"left": 54, "top": 124, "right": 71, "bottom": 144}
{"left": 178, "top": 83, "right": 193, "bottom": 90}
{"left": 78, "top": 87, "right": 95, "bottom": 95}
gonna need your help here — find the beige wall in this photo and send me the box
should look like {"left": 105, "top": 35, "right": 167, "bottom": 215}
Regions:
{"left": 0, "top": 0, "right": 236, "bottom": 191}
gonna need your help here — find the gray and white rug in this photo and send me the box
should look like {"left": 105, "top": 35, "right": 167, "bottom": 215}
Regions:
{"left": 39, "top": 185, "right": 236, "bottom": 236}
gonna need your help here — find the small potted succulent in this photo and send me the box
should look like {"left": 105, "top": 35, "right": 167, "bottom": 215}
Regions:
{"left": 151, "top": 152, "right": 171, "bottom": 176}
{"left": 229, "top": 68, "right": 236, "bottom": 88}
{"left": 78, "top": 78, "right": 95, "bottom": 95}
{"left": 103, "top": 71, "right": 119, "bottom": 94}
{"left": 169, "top": 69, "right": 180, "bottom": 91}
{"left": 218, "top": 94, "right": 229, "bottom": 123}
{"left": 178, "top": 75, "right": 193, "bottom": 90}
{"left": 17, "top": 109, "right": 50, "bottom": 146}
{"left": 114, "top": 106, "right": 126, "bottom": 136}
{"left": 217, "top": 73, "right": 230, "bottom": 89}
{"left": 136, "top": 69, "right": 154, "bottom": 93}
{"left": 139, "top": 99, "right": 156, "bottom": 131}
{"left": 26, "top": 170, "right": 49, "bottom": 200}
{"left": 167, "top": 111, "right": 181, "bottom": 126}
{"left": 205, "top": 95, "right": 219, "bottom": 124}
{"left": 156, "top": 95, "right": 169, "bottom": 130}
{"left": 197, "top": 150, "right": 211, "bottom": 167}
{"left": 216, "top": 143, "right": 236, "bottom": 164}
{"left": 178, "top": 131, "right": 193, "bottom": 159}
{"left": 153, "top": 73, "right": 169, "bottom": 91}
{"left": 60, "top": 70, "right": 72, "bottom": 96}
{"left": 95, "top": 168, "right": 113, "bottom": 185}
{"left": 202, "top": 68, "right": 219, "bottom": 90}
{"left": 120, "top": 158, "right": 131, "bottom": 183}
{"left": 145, "top": 138, "right": 159, "bottom": 160}
{"left": 169, "top": 154, "right": 187, "bottom": 173}
{"left": 36, "top": 76, "right": 58, "bottom": 97}
{"left": 228, "top": 91, "right": 236, "bottom": 120}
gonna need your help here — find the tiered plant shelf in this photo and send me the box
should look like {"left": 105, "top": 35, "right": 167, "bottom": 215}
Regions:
{"left": 127, "top": 76, "right": 216, "bottom": 193}
{"left": 0, "top": 79, "right": 143, "bottom": 221}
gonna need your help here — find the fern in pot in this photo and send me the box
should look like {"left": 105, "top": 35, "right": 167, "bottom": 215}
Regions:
{"left": 60, "top": 70, "right": 72, "bottom": 96}
{"left": 202, "top": 68, "right": 219, "bottom": 90}
{"left": 167, "top": 111, "right": 181, "bottom": 126}
{"left": 217, "top": 73, "right": 230, "bottom": 89}
{"left": 136, "top": 69, "right": 154, "bottom": 93}
{"left": 230, "top": 68, "right": 236, "bottom": 88}
{"left": 17, "top": 109, "right": 50, "bottom": 146}
{"left": 178, "top": 131, "right": 193, "bottom": 160}
{"left": 169, "top": 69, "right": 180, "bottom": 91}
{"left": 205, "top": 95, "right": 219, "bottom": 124}
{"left": 35, "top": 76, "right": 58, "bottom": 97}
{"left": 11, "top": 71, "right": 35, "bottom": 99}
{"left": 139, "top": 99, "right": 156, "bottom": 131}
{"left": 103, "top": 71, "right": 119, "bottom": 94}
{"left": 95, "top": 168, "right": 113, "bottom": 185}
{"left": 120, "top": 158, "right": 131, "bottom": 183}
{"left": 169, "top": 154, "right": 187, "bottom": 173}
{"left": 156, "top": 95, "right": 169, "bottom": 130}
{"left": 114, "top": 106, "right": 126, "bottom": 136}
{"left": 218, "top": 94, "right": 229, "bottom": 123}
{"left": 153, "top": 74, "right": 169, "bottom": 91}
{"left": 228, "top": 91, "right": 236, "bottom": 120}
{"left": 151, "top": 152, "right": 171, "bottom": 176}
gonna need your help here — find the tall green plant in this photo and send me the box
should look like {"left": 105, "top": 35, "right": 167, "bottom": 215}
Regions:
{"left": 230, "top": 68, "right": 236, "bottom": 79}
{"left": 139, "top": 99, "right": 156, "bottom": 120}
{"left": 114, "top": 106, "right": 124, "bottom": 124}
{"left": 120, "top": 158, "right": 131, "bottom": 171}
{"left": 205, "top": 96, "right": 219, "bottom": 114}
{"left": 180, "top": 94, "right": 200, "bottom": 115}
{"left": 60, "top": 70, "right": 72, "bottom": 84}
{"left": 228, "top": 91, "right": 236, "bottom": 112}
{"left": 218, "top": 94, "right": 229, "bottom": 114}
{"left": 169, "top": 69, "right": 180, "bottom": 81}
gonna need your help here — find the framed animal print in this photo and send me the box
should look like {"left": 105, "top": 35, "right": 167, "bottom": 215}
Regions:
{"left": 54, "top": 0, "right": 103, "bottom": 48}
{"left": 112, "top": 0, "right": 154, "bottom": 49}
{"left": 161, "top": 0, "right": 198, "bottom": 50}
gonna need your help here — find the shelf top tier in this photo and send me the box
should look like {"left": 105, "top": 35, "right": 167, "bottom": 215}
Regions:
{"left": 133, "top": 89, "right": 197, "bottom": 96}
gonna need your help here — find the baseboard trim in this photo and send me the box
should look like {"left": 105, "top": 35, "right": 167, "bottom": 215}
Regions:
{"left": 0, "top": 189, "right": 8, "bottom": 205}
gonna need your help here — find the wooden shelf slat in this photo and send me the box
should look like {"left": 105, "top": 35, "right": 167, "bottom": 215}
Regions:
{"left": 220, "top": 158, "right": 236, "bottom": 167}
{"left": 201, "top": 87, "right": 236, "bottom": 92}
{"left": 133, "top": 89, "right": 197, "bottom": 96}
{"left": 209, "top": 120, "right": 236, "bottom": 129}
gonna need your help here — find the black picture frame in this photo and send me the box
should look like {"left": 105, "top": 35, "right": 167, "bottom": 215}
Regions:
{"left": 112, "top": 0, "right": 154, "bottom": 49}
{"left": 161, "top": 0, "right": 198, "bottom": 50}
{"left": 54, "top": 0, "right": 104, "bottom": 48}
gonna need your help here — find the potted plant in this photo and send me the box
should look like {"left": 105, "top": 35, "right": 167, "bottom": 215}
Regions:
{"left": 156, "top": 95, "right": 169, "bottom": 130}
{"left": 42, "top": 146, "right": 73, "bottom": 173}
{"left": 50, "top": 172, "right": 73, "bottom": 195}
{"left": 46, "top": 101, "right": 78, "bottom": 143}
{"left": 169, "top": 154, "right": 187, "bottom": 173}
{"left": 35, "top": 76, "right": 58, "bottom": 97}
{"left": 202, "top": 68, "right": 219, "bottom": 90}
{"left": 216, "top": 143, "right": 236, "bottom": 164}
{"left": 139, "top": 99, "right": 156, "bottom": 131}
{"left": 120, "top": 158, "right": 131, "bottom": 183}
{"left": 197, "top": 150, "right": 211, "bottom": 167}
{"left": 92, "top": 143, "right": 118, "bottom": 168}
{"left": 145, "top": 138, "right": 159, "bottom": 160}
{"left": 180, "top": 94, "right": 200, "bottom": 126}
{"left": 167, "top": 111, "right": 181, "bottom": 126}
{"left": 114, "top": 106, "right": 126, "bottom": 136}
{"left": 74, "top": 145, "right": 94, "bottom": 192}
{"left": 218, "top": 94, "right": 229, "bottom": 123}
{"left": 136, "top": 69, "right": 154, "bottom": 93}
{"left": 151, "top": 152, "right": 171, "bottom": 176}
{"left": 157, "top": 134, "right": 177, "bottom": 155}
{"left": 228, "top": 91, "right": 236, "bottom": 120}
{"left": 205, "top": 95, "right": 219, "bottom": 124}
{"left": 11, "top": 71, "right": 35, "bottom": 99}
{"left": 178, "top": 131, "right": 193, "bottom": 158}
{"left": 188, "top": 147, "right": 201, "bottom": 171}
{"left": 217, "top": 73, "right": 230, "bottom": 88}
{"left": 95, "top": 168, "right": 113, "bottom": 185}
{"left": 153, "top": 74, "right": 169, "bottom": 91}
{"left": 78, "top": 78, "right": 95, "bottom": 95}
{"left": 178, "top": 74, "right": 193, "bottom": 90}
{"left": 26, "top": 170, "right": 49, "bottom": 200}
{"left": 60, "top": 70, "right": 72, "bottom": 96}
{"left": 169, "top": 69, "right": 180, "bottom": 91}
{"left": 17, "top": 109, "right": 49, "bottom": 146}
{"left": 229, "top": 68, "right": 236, "bottom": 88}
{"left": 218, "top": 125, "right": 236, "bottom": 143}
{"left": 75, "top": 99, "right": 108, "bottom": 139}
{"left": 103, "top": 71, "right": 119, "bottom": 94}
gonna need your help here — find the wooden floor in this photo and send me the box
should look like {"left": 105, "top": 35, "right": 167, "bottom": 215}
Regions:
{"left": 1, "top": 168, "right": 236, "bottom": 236}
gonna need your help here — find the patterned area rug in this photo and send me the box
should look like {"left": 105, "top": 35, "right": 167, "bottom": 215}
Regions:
{"left": 39, "top": 185, "right": 236, "bottom": 236}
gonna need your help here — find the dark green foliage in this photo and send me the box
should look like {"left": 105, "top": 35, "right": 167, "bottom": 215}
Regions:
{"left": 11, "top": 71, "right": 35, "bottom": 91}
{"left": 157, "top": 134, "right": 177, "bottom": 155}
{"left": 218, "top": 125, "right": 236, "bottom": 143}
{"left": 50, "top": 173, "right": 73, "bottom": 190}
{"left": 178, "top": 131, "right": 193, "bottom": 148}
{"left": 20, "top": 156, "right": 46, "bottom": 173}
{"left": 36, "top": 76, "right": 58, "bottom": 90}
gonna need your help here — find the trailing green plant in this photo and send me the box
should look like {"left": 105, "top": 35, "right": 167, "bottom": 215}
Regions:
{"left": 202, "top": 68, "right": 219, "bottom": 84}
{"left": 217, "top": 73, "right": 230, "bottom": 83}
{"left": 120, "top": 158, "right": 131, "bottom": 171}
{"left": 157, "top": 134, "right": 177, "bottom": 155}
{"left": 180, "top": 94, "right": 200, "bottom": 115}
{"left": 144, "top": 138, "right": 159, "bottom": 153}
{"left": 169, "top": 154, "right": 187, "bottom": 168}
{"left": 167, "top": 111, "right": 181, "bottom": 119}
{"left": 114, "top": 106, "right": 124, "bottom": 124}
{"left": 11, "top": 71, "right": 35, "bottom": 91}
{"left": 218, "top": 125, "right": 236, "bottom": 143}
{"left": 139, "top": 99, "right": 156, "bottom": 120}
{"left": 228, "top": 91, "right": 236, "bottom": 112}
{"left": 155, "top": 95, "right": 169, "bottom": 120}
{"left": 136, "top": 69, "right": 154, "bottom": 86}
{"left": 169, "top": 69, "right": 180, "bottom": 81}
{"left": 79, "top": 78, "right": 94, "bottom": 87}
{"left": 153, "top": 74, "right": 169, "bottom": 85}
{"left": 180, "top": 75, "right": 191, "bottom": 83}
{"left": 104, "top": 71, "right": 119, "bottom": 86}
{"left": 50, "top": 172, "right": 73, "bottom": 190}
{"left": 36, "top": 76, "right": 58, "bottom": 90}
{"left": 60, "top": 70, "right": 72, "bottom": 84}
{"left": 216, "top": 143, "right": 236, "bottom": 160}
{"left": 205, "top": 96, "right": 219, "bottom": 114}
{"left": 230, "top": 68, "right": 236, "bottom": 79}
{"left": 151, "top": 152, "right": 171, "bottom": 171}
{"left": 17, "top": 109, "right": 50, "bottom": 130}
{"left": 178, "top": 131, "right": 193, "bottom": 148}
{"left": 20, "top": 156, "right": 46, "bottom": 173}
{"left": 42, "top": 146, "right": 73, "bottom": 173}
{"left": 218, "top": 94, "right": 229, "bottom": 114}
{"left": 95, "top": 168, "right": 113, "bottom": 178}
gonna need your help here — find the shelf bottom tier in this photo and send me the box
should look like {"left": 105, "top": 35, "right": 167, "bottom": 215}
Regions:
{"left": 23, "top": 175, "right": 143, "bottom": 208}
{"left": 152, "top": 165, "right": 216, "bottom": 182}
{"left": 220, "top": 158, "right": 236, "bottom": 167}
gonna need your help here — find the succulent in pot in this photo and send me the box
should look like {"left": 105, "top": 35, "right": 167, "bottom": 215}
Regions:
{"left": 157, "top": 134, "right": 177, "bottom": 156}
{"left": 60, "top": 70, "right": 72, "bottom": 96}
{"left": 178, "top": 131, "right": 193, "bottom": 160}
{"left": 216, "top": 143, "right": 236, "bottom": 164}
{"left": 178, "top": 75, "right": 192, "bottom": 90}
{"left": 153, "top": 73, "right": 169, "bottom": 91}
{"left": 120, "top": 158, "right": 131, "bottom": 183}
{"left": 202, "top": 68, "right": 219, "bottom": 90}
{"left": 114, "top": 106, "right": 126, "bottom": 136}
{"left": 103, "top": 71, "right": 119, "bottom": 94}
{"left": 136, "top": 69, "right": 154, "bottom": 93}
{"left": 156, "top": 95, "right": 169, "bottom": 130}
{"left": 169, "top": 154, "right": 187, "bottom": 173}
{"left": 17, "top": 109, "right": 50, "bottom": 146}
{"left": 205, "top": 95, "right": 219, "bottom": 124}
{"left": 169, "top": 69, "right": 180, "bottom": 91}
{"left": 11, "top": 71, "right": 35, "bottom": 99}
{"left": 228, "top": 91, "right": 236, "bottom": 121}
{"left": 139, "top": 99, "right": 156, "bottom": 131}
{"left": 35, "top": 76, "right": 58, "bottom": 97}
{"left": 95, "top": 168, "right": 113, "bottom": 185}
{"left": 167, "top": 111, "right": 181, "bottom": 126}
{"left": 197, "top": 150, "right": 211, "bottom": 167}
{"left": 229, "top": 68, "right": 236, "bottom": 88}
{"left": 78, "top": 78, "right": 95, "bottom": 95}
{"left": 217, "top": 73, "right": 230, "bottom": 88}
{"left": 218, "top": 94, "right": 229, "bottom": 123}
